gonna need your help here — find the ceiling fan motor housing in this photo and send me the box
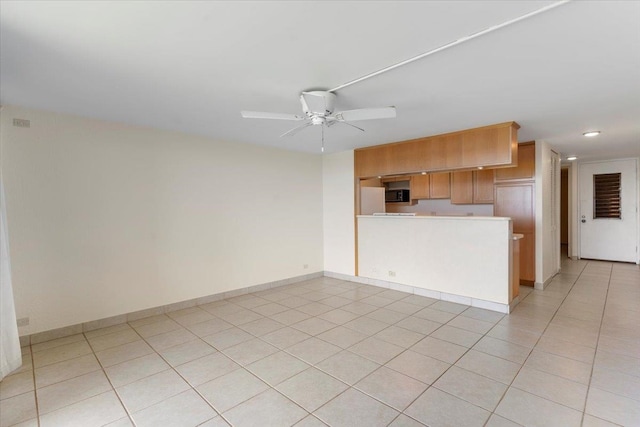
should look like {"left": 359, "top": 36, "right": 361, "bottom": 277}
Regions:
{"left": 303, "top": 91, "right": 336, "bottom": 116}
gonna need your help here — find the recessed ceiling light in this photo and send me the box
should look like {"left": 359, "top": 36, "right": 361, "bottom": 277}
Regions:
{"left": 583, "top": 131, "right": 601, "bottom": 137}
{"left": 567, "top": 156, "right": 577, "bottom": 161}
{"left": 477, "top": 166, "right": 484, "bottom": 170}
{"left": 421, "top": 171, "right": 427, "bottom": 175}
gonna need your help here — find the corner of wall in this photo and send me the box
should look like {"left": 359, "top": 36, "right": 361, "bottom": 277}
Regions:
{"left": 534, "top": 140, "right": 545, "bottom": 284}
{"left": 322, "top": 150, "right": 355, "bottom": 276}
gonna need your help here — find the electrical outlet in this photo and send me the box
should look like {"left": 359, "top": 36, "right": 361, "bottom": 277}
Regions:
{"left": 388, "top": 271, "right": 396, "bottom": 277}
{"left": 303, "top": 264, "right": 309, "bottom": 269}
{"left": 12, "top": 118, "right": 30, "bottom": 128}
{"left": 17, "top": 317, "right": 29, "bottom": 327}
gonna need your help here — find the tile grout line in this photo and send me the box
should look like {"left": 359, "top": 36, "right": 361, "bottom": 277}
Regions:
{"left": 29, "top": 344, "right": 41, "bottom": 427}
{"left": 123, "top": 320, "right": 233, "bottom": 426}
{"left": 23, "top": 268, "right": 631, "bottom": 427}
{"left": 7, "top": 279, "right": 489, "bottom": 426}
{"left": 364, "top": 302, "right": 511, "bottom": 423}
{"left": 245, "top": 283, "right": 514, "bottom": 426}
{"left": 28, "top": 332, "right": 138, "bottom": 426}
{"left": 92, "top": 319, "right": 226, "bottom": 425}
{"left": 92, "top": 285, "right": 360, "bottom": 425}
{"left": 229, "top": 283, "right": 429, "bottom": 425}
{"left": 269, "top": 288, "right": 503, "bottom": 425}
{"left": 580, "top": 262, "right": 614, "bottom": 427}
{"left": 82, "top": 330, "right": 138, "bottom": 427}
{"left": 19, "top": 279, "right": 510, "bottom": 425}
{"left": 480, "top": 260, "right": 590, "bottom": 426}
{"left": 128, "top": 293, "right": 378, "bottom": 426}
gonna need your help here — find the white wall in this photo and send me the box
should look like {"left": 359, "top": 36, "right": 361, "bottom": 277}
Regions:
{"left": 568, "top": 162, "right": 579, "bottom": 258}
{"left": 358, "top": 216, "right": 512, "bottom": 306}
{"left": 322, "top": 150, "right": 355, "bottom": 276}
{"left": 1, "top": 106, "right": 323, "bottom": 335}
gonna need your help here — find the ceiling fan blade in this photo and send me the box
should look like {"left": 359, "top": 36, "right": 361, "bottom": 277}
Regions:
{"left": 334, "top": 106, "right": 396, "bottom": 122}
{"left": 280, "top": 121, "right": 314, "bottom": 137}
{"left": 299, "top": 94, "right": 310, "bottom": 115}
{"left": 241, "top": 111, "right": 305, "bottom": 121}
{"left": 336, "top": 121, "right": 365, "bottom": 132}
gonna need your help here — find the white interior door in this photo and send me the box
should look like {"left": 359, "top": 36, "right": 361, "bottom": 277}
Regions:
{"left": 579, "top": 159, "right": 638, "bottom": 262}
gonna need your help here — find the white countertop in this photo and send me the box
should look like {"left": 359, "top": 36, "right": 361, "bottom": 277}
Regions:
{"left": 357, "top": 214, "right": 510, "bottom": 221}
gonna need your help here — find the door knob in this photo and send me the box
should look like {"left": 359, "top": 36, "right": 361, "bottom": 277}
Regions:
{"left": 581, "top": 219, "right": 586, "bottom": 223}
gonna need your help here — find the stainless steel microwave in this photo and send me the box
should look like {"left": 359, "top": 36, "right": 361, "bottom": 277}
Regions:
{"left": 385, "top": 189, "right": 410, "bottom": 203}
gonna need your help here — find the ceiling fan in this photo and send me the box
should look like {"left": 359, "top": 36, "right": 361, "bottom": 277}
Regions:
{"left": 241, "top": 91, "right": 396, "bottom": 147}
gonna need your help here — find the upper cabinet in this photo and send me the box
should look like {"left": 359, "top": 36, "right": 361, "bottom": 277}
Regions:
{"left": 473, "top": 169, "right": 495, "bottom": 204}
{"left": 495, "top": 142, "right": 535, "bottom": 181}
{"left": 430, "top": 172, "right": 451, "bottom": 199}
{"left": 381, "top": 176, "right": 408, "bottom": 183}
{"left": 354, "top": 122, "right": 519, "bottom": 178}
{"left": 410, "top": 174, "right": 430, "bottom": 199}
{"left": 409, "top": 172, "right": 450, "bottom": 200}
{"left": 450, "top": 171, "right": 473, "bottom": 204}
{"left": 451, "top": 169, "right": 495, "bottom": 204}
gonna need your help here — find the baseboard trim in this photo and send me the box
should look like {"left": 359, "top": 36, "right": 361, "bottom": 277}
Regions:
{"left": 21, "top": 271, "right": 324, "bottom": 346}
{"left": 21, "top": 269, "right": 514, "bottom": 347}
{"left": 534, "top": 274, "right": 555, "bottom": 291}
{"left": 324, "top": 271, "right": 511, "bottom": 314}
{"left": 508, "top": 295, "right": 521, "bottom": 313}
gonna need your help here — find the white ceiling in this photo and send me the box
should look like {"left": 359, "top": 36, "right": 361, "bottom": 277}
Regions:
{"left": 1, "top": 1, "right": 639, "bottom": 160}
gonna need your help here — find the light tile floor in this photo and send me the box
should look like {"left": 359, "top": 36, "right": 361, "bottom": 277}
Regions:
{"left": 1, "top": 257, "right": 639, "bottom": 426}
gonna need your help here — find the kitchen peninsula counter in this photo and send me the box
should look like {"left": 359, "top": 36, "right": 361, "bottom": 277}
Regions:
{"left": 357, "top": 215, "right": 519, "bottom": 312}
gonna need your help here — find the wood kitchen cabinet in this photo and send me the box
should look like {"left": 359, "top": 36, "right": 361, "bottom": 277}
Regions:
{"left": 451, "top": 169, "right": 494, "bottom": 204}
{"left": 473, "top": 169, "right": 495, "bottom": 203}
{"left": 381, "top": 176, "right": 409, "bottom": 183}
{"left": 410, "top": 174, "right": 430, "bottom": 199}
{"left": 429, "top": 172, "right": 451, "bottom": 199}
{"left": 495, "top": 142, "right": 535, "bottom": 181}
{"left": 494, "top": 141, "right": 536, "bottom": 285}
{"left": 494, "top": 182, "right": 535, "bottom": 283}
{"left": 451, "top": 171, "right": 473, "bottom": 204}
{"left": 354, "top": 122, "right": 519, "bottom": 178}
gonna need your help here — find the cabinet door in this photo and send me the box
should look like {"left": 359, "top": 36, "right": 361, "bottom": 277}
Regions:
{"left": 410, "top": 175, "right": 430, "bottom": 199}
{"left": 494, "top": 183, "right": 535, "bottom": 232}
{"left": 495, "top": 182, "right": 535, "bottom": 283}
{"left": 495, "top": 142, "right": 535, "bottom": 181}
{"left": 473, "top": 169, "right": 495, "bottom": 204}
{"left": 451, "top": 171, "right": 473, "bottom": 204}
{"left": 518, "top": 232, "right": 535, "bottom": 283}
{"left": 429, "top": 172, "right": 451, "bottom": 199}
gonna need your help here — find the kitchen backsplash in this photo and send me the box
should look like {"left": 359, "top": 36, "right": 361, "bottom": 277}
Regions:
{"left": 386, "top": 198, "right": 494, "bottom": 216}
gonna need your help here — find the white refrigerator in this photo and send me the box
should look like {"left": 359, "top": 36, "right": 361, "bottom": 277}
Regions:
{"left": 360, "top": 187, "right": 385, "bottom": 215}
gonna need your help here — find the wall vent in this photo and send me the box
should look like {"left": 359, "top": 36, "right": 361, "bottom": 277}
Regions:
{"left": 594, "top": 173, "right": 621, "bottom": 219}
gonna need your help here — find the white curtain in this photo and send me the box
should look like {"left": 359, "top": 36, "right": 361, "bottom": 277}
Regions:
{"left": 1, "top": 177, "right": 21, "bottom": 380}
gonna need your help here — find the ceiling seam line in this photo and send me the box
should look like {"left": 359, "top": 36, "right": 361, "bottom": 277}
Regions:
{"left": 328, "top": 0, "right": 571, "bottom": 93}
